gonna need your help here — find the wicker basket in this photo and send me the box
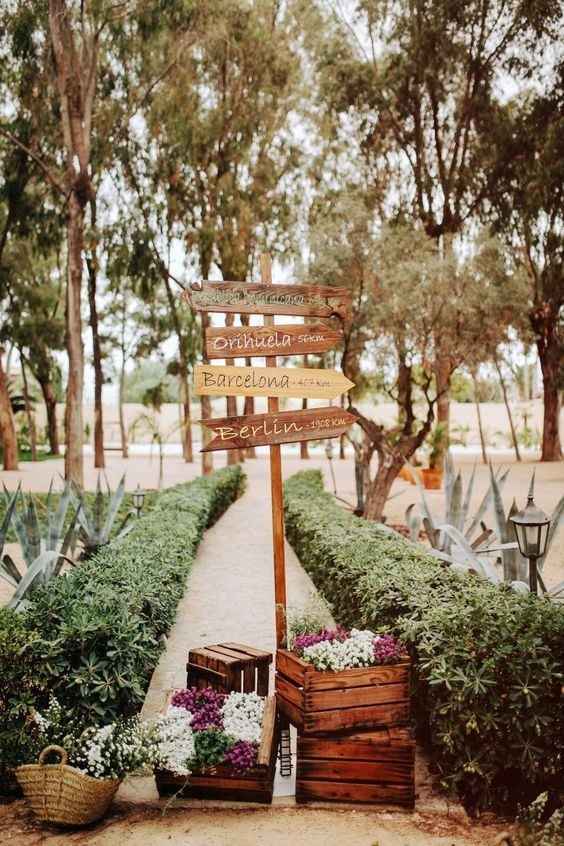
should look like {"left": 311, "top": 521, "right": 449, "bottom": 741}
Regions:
{"left": 16, "top": 745, "right": 121, "bottom": 827}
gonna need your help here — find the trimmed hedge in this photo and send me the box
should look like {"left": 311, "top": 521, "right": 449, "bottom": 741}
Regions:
{"left": 0, "top": 466, "right": 245, "bottom": 771}
{"left": 284, "top": 470, "right": 564, "bottom": 814}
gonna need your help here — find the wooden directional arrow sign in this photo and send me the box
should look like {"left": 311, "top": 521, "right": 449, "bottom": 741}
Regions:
{"left": 194, "top": 364, "right": 354, "bottom": 400}
{"left": 205, "top": 322, "right": 343, "bottom": 360}
{"left": 183, "top": 282, "right": 351, "bottom": 320}
{"left": 201, "top": 407, "right": 358, "bottom": 452}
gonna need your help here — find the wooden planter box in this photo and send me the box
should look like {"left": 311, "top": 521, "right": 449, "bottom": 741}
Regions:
{"left": 276, "top": 649, "right": 410, "bottom": 735}
{"left": 187, "top": 642, "right": 272, "bottom": 695}
{"left": 155, "top": 695, "right": 278, "bottom": 804}
{"left": 296, "top": 726, "right": 415, "bottom": 807}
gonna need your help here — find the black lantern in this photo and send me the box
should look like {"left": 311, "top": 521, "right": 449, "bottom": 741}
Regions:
{"left": 132, "top": 483, "right": 146, "bottom": 518}
{"left": 510, "top": 475, "right": 550, "bottom": 595}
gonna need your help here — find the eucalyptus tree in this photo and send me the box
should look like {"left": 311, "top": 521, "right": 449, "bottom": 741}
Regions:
{"left": 308, "top": 0, "right": 562, "bottom": 448}
{"left": 485, "top": 68, "right": 564, "bottom": 460}
{"left": 130, "top": 0, "right": 303, "bottom": 470}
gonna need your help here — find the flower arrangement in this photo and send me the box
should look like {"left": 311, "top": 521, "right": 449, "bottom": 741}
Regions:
{"left": 29, "top": 697, "right": 159, "bottom": 781}
{"left": 291, "top": 626, "right": 404, "bottom": 672}
{"left": 155, "top": 688, "right": 265, "bottom": 777}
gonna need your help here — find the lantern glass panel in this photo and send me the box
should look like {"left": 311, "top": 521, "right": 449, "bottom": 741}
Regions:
{"left": 524, "top": 524, "right": 541, "bottom": 557}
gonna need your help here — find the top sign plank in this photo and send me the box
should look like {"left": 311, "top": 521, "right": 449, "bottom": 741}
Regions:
{"left": 183, "top": 281, "right": 351, "bottom": 320}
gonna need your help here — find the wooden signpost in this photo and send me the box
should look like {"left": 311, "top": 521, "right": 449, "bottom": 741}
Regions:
{"left": 201, "top": 407, "right": 358, "bottom": 452}
{"left": 183, "top": 280, "right": 351, "bottom": 319}
{"left": 194, "top": 363, "right": 354, "bottom": 400}
{"left": 186, "top": 255, "right": 354, "bottom": 650}
{"left": 205, "top": 323, "right": 343, "bottom": 360}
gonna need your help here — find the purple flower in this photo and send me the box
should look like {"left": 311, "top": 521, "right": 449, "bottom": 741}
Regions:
{"left": 171, "top": 687, "right": 227, "bottom": 731}
{"left": 224, "top": 740, "right": 258, "bottom": 773}
{"left": 373, "top": 635, "right": 403, "bottom": 664}
{"left": 292, "top": 626, "right": 349, "bottom": 656}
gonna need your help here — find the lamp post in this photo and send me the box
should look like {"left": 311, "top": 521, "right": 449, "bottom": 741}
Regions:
{"left": 132, "top": 484, "right": 146, "bottom": 519}
{"left": 510, "top": 478, "right": 550, "bottom": 595}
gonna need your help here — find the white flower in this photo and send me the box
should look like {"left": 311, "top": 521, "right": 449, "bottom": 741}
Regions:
{"left": 220, "top": 692, "right": 264, "bottom": 744}
{"left": 153, "top": 708, "right": 195, "bottom": 776}
{"left": 302, "top": 629, "right": 377, "bottom": 672}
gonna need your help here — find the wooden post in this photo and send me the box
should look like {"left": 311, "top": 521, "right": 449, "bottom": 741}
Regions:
{"left": 260, "top": 253, "right": 287, "bottom": 649}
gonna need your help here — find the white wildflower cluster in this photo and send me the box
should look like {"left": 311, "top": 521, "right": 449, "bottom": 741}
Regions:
{"left": 302, "top": 629, "right": 376, "bottom": 672}
{"left": 153, "top": 707, "right": 195, "bottom": 777}
{"left": 220, "top": 692, "right": 264, "bottom": 744}
{"left": 72, "top": 718, "right": 158, "bottom": 780}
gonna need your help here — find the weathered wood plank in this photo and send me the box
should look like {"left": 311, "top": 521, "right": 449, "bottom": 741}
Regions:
{"left": 276, "top": 673, "right": 305, "bottom": 710}
{"left": 205, "top": 322, "right": 343, "bottom": 359}
{"left": 295, "top": 779, "right": 415, "bottom": 806}
{"left": 297, "top": 759, "right": 414, "bottom": 785}
{"left": 307, "top": 662, "right": 410, "bottom": 692}
{"left": 194, "top": 364, "right": 354, "bottom": 400}
{"left": 201, "top": 407, "right": 357, "bottom": 452}
{"left": 276, "top": 651, "right": 308, "bottom": 686}
{"left": 306, "top": 681, "right": 409, "bottom": 712}
{"left": 183, "top": 281, "right": 351, "bottom": 320}
{"left": 298, "top": 736, "right": 414, "bottom": 763}
{"left": 257, "top": 697, "right": 277, "bottom": 766}
{"left": 304, "top": 701, "right": 410, "bottom": 734}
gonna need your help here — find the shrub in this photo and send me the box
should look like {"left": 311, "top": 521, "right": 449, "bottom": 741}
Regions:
{"left": 283, "top": 470, "right": 564, "bottom": 814}
{"left": 0, "top": 466, "right": 245, "bottom": 772}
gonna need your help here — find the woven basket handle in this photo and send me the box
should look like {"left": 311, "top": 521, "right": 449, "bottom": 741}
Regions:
{"left": 38, "top": 745, "right": 68, "bottom": 766}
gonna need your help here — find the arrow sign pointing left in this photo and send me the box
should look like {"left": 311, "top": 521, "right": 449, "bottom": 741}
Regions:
{"left": 194, "top": 364, "right": 355, "bottom": 400}
{"left": 201, "top": 407, "right": 358, "bottom": 452}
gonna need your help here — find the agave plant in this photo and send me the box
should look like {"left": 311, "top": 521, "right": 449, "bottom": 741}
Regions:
{"left": 0, "top": 482, "right": 79, "bottom": 611}
{"left": 71, "top": 474, "right": 135, "bottom": 558}
{"left": 410, "top": 452, "right": 517, "bottom": 583}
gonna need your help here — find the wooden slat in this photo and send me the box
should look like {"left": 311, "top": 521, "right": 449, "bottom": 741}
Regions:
{"left": 183, "top": 281, "right": 351, "bottom": 319}
{"left": 194, "top": 364, "right": 354, "bottom": 401}
{"left": 276, "top": 693, "right": 305, "bottom": 729}
{"left": 275, "top": 673, "right": 304, "bottom": 710}
{"left": 307, "top": 661, "right": 410, "bottom": 692}
{"left": 297, "top": 759, "right": 414, "bottom": 785}
{"left": 257, "top": 696, "right": 277, "bottom": 766}
{"left": 186, "top": 662, "right": 229, "bottom": 687}
{"left": 306, "top": 681, "right": 409, "bottom": 712}
{"left": 220, "top": 643, "right": 272, "bottom": 662}
{"left": 201, "top": 407, "right": 357, "bottom": 452}
{"left": 276, "top": 650, "right": 308, "bottom": 686}
{"left": 304, "top": 701, "right": 410, "bottom": 734}
{"left": 205, "top": 322, "right": 343, "bottom": 359}
{"left": 295, "top": 779, "right": 414, "bottom": 806}
{"left": 297, "top": 737, "right": 414, "bottom": 764}
{"left": 200, "top": 644, "right": 251, "bottom": 664}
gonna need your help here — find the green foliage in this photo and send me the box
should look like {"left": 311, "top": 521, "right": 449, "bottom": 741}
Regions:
{"left": 283, "top": 470, "right": 564, "bottom": 814}
{"left": 191, "top": 730, "right": 232, "bottom": 771}
{"left": 0, "top": 466, "right": 245, "bottom": 768}
{"left": 122, "top": 360, "right": 179, "bottom": 404}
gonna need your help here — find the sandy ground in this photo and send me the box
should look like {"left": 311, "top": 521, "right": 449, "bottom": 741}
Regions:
{"left": 0, "top": 802, "right": 509, "bottom": 846}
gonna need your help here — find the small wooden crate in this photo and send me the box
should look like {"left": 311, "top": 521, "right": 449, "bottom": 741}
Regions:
{"left": 187, "top": 642, "right": 272, "bottom": 695}
{"left": 296, "top": 726, "right": 415, "bottom": 807}
{"left": 276, "top": 649, "right": 410, "bottom": 734}
{"left": 155, "top": 694, "right": 278, "bottom": 804}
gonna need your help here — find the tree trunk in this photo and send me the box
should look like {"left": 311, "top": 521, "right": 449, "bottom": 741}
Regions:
{"left": 39, "top": 378, "right": 60, "bottom": 455}
{"left": 435, "top": 356, "right": 451, "bottom": 449}
{"left": 200, "top": 312, "right": 214, "bottom": 475}
{"left": 86, "top": 200, "right": 105, "bottom": 468}
{"left": 0, "top": 348, "right": 18, "bottom": 470}
{"left": 20, "top": 356, "right": 37, "bottom": 461}
{"left": 339, "top": 393, "right": 346, "bottom": 459}
{"left": 538, "top": 342, "right": 563, "bottom": 461}
{"left": 225, "top": 313, "right": 240, "bottom": 465}
{"left": 363, "top": 451, "right": 404, "bottom": 522}
{"left": 179, "top": 364, "right": 194, "bottom": 462}
{"left": 300, "top": 355, "right": 309, "bottom": 459}
{"left": 64, "top": 192, "right": 85, "bottom": 487}
{"left": 472, "top": 373, "right": 488, "bottom": 464}
{"left": 494, "top": 356, "right": 521, "bottom": 462}
{"left": 119, "top": 356, "right": 128, "bottom": 459}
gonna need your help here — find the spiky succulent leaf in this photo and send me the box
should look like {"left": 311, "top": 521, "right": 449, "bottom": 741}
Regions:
{"left": 7, "top": 550, "right": 59, "bottom": 610}
{"left": 101, "top": 474, "right": 127, "bottom": 544}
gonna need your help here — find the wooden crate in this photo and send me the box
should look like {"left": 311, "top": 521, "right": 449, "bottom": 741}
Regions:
{"left": 187, "top": 642, "right": 272, "bottom": 695}
{"left": 296, "top": 726, "right": 415, "bottom": 807}
{"left": 155, "top": 695, "right": 278, "bottom": 804}
{"left": 276, "top": 649, "right": 410, "bottom": 734}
